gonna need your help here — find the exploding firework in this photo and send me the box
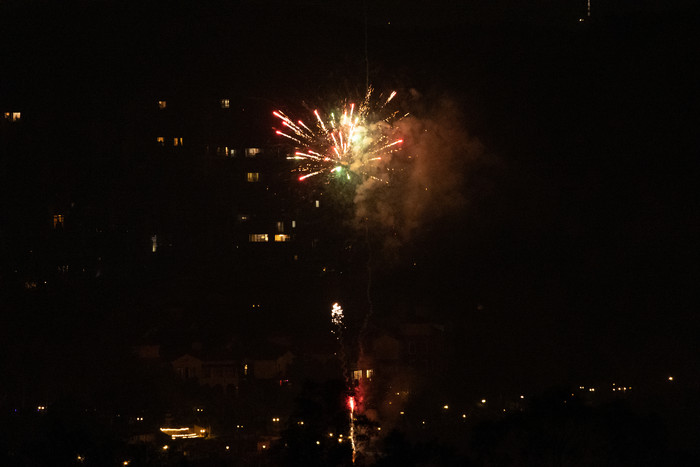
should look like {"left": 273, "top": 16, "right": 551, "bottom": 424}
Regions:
{"left": 331, "top": 302, "right": 345, "bottom": 332}
{"left": 273, "top": 87, "right": 405, "bottom": 183}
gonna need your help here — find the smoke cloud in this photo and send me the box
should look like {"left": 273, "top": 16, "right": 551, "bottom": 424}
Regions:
{"left": 353, "top": 91, "right": 486, "bottom": 245}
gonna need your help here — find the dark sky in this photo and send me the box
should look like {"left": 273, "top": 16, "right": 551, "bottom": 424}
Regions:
{"left": 1, "top": 0, "right": 698, "bottom": 390}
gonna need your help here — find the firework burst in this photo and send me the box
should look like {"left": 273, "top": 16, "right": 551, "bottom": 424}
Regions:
{"left": 273, "top": 87, "right": 405, "bottom": 183}
{"left": 331, "top": 302, "right": 345, "bottom": 332}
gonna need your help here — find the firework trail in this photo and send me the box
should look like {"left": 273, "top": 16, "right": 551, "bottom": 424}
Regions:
{"left": 331, "top": 302, "right": 358, "bottom": 463}
{"left": 273, "top": 87, "right": 405, "bottom": 183}
{"left": 348, "top": 395, "right": 356, "bottom": 463}
{"left": 330, "top": 302, "right": 349, "bottom": 384}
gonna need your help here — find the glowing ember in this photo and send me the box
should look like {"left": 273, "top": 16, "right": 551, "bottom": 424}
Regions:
{"left": 273, "top": 87, "right": 405, "bottom": 183}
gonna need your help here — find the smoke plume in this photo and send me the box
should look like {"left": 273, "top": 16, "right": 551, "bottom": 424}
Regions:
{"left": 353, "top": 91, "right": 486, "bottom": 245}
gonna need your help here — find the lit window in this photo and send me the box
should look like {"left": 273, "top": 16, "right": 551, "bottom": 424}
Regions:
{"left": 238, "top": 214, "right": 249, "bottom": 221}
{"left": 53, "top": 214, "right": 64, "bottom": 228}
{"left": 246, "top": 172, "right": 260, "bottom": 182}
{"left": 276, "top": 221, "right": 284, "bottom": 233}
{"left": 156, "top": 137, "right": 165, "bottom": 146}
{"left": 249, "top": 234, "right": 268, "bottom": 242}
{"left": 158, "top": 100, "right": 167, "bottom": 109}
{"left": 151, "top": 235, "right": 157, "bottom": 253}
{"left": 353, "top": 370, "right": 362, "bottom": 381}
{"left": 365, "top": 369, "right": 374, "bottom": 379}
{"left": 220, "top": 99, "right": 230, "bottom": 109}
{"left": 245, "top": 147, "right": 261, "bottom": 157}
{"left": 216, "top": 146, "right": 227, "bottom": 156}
{"left": 173, "top": 137, "right": 183, "bottom": 146}
{"left": 229, "top": 148, "right": 237, "bottom": 157}
{"left": 11, "top": 112, "right": 21, "bottom": 121}
{"left": 3, "top": 112, "right": 9, "bottom": 119}
{"left": 291, "top": 220, "right": 296, "bottom": 228}
{"left": 315, "top": 200, "right": 320, "bottom": 208}
{"left": 274, "top": 234, "right": 290, "bottom": 242}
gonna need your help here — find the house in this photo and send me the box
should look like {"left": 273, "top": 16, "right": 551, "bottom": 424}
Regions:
{"left": 171, "top": 353, "right": 239, "bottom": 393}
{"left": 251, "top": 350, "right": 294, "bottom": 380}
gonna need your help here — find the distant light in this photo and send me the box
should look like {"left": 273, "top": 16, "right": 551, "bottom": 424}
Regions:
{"left": 520, "top": 395, "right": 525, "bottom": 399}
{"left": 668, "top": 376, "right": 674, "bottom": 381}
{"left": 162, "top": 445, "right": 169, "bottom": 450}
{"left": 462, "top": 414, "right": 466, "bottom": 418}
{"left": 160, "top": 427, "right": 204, "bottom": 439}
{"left": 316, "top": 441, "right": 320, "bottom": 445}
{"left": 443, "top": 405, "right": 449, "bottom": 410}
{"left": 481, "top": 399, "right": 486, "bottom": 404}
{"left": 225, "top": 446, "right": 230, "bottom": 450}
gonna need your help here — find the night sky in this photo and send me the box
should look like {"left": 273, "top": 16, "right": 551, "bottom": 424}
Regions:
{"left": 2, "top": 0, "right": 699, "bottom": 395}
